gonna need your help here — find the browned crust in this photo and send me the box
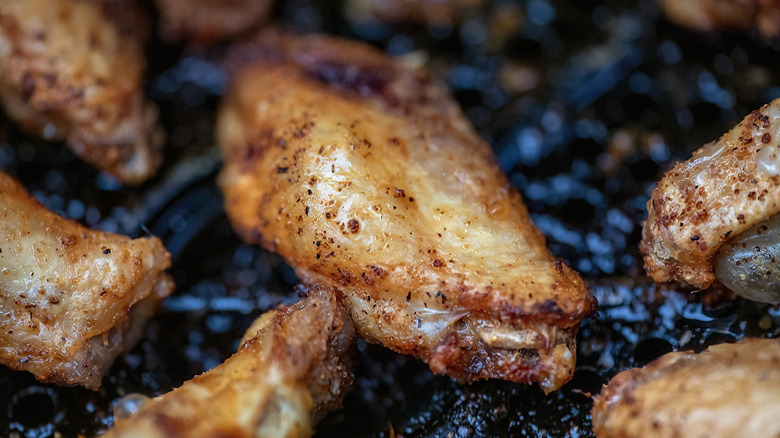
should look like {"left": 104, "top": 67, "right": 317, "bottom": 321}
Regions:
{"left": 105, "top": 285, "right": 355, "bottom": 438}
{"left": 641, "top": 99, "right": 780, "bottom": 288}
{"left": 0, "top": 172, "right": 174, "bottom": 389}
{"left": 16, "top": 276, "right": 172, "bottom": 389}
{"left": 592, "top": 338, "right": 780, "bottom": 438}
{"left": 0, "top": 0, "right": 164, "bottom": 184}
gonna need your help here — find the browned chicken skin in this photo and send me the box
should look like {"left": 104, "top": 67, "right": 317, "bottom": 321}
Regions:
{"left": 641, "top": 98, "right": 780, "bottom": 289}
{"left": 660, "top": 0, "right": 780, "bottom": 37}
{"left": 218, "top": 31, "right": 595, "bottom": 392}
{"left": 104, "top": 285, "right": 355, "bottom": 438}
{"left": 0, "top": 0, "right": 164, "bottom": 185}
{"left": 592, "top": 338, "right": 780, "bottom": 438}
{"left": 0, "top": 172, "right": 174, "bottom": 389}
{"left": 154, "top": 0, "right": 274, "bottom": 44}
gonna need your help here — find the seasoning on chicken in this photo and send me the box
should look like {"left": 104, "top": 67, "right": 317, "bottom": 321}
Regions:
{"left": 641, "top": 98, "right": 780, "bottom": 297}
{"left": 154, "top": 0, "right": 274, "bottom": 45}
{"left": 346, "top": 0, "right": 488, "bottom": 27}
{"left": 0, "top": 172, "right": 173, "bottom": 389}
{"left": 0, "top": 0, "right": 164, "bottom": 185}
{"left": 217, "top": 31, "right": 596, "bottom": 393}
{"left": 713, "top": 214, "right": 780, "bottom": 303}
{"left": 660, "top": 0, "right": 780, "bottom": 37}
{"left": 104, "top": 285, "right": 355, "bottom": 438}
{"left": 592, "top": 338, "right": 780, "bottom": 438}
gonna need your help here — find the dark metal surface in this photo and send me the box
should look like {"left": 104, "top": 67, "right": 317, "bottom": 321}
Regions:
{"left": 2, "top": 0, "right": 780, "bottom": 436}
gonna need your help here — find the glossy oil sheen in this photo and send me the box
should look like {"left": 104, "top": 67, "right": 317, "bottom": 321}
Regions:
{"left": 716, "top": 215, "right": 780, "bottom": 303}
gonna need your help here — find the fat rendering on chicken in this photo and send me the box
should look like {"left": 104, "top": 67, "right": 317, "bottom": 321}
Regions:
{"left": 0, "top": 0, "right": 164, "bottom": 185}
{"left": 104, "top": 285, "right": 355, "bottom": 438}
{"left": 218, "top": 31, "right": 596, "bottom": 393}
{"left": 641, "top": 98, "right": 780, "bottom": 302}
{"left": 592, "top": 338, "right": 780, "bottom": 438}
{"left": 0, "top": 171, "right": 174, "bottom": 390}
{"left": 154, "top": 0, "right": 274, "bottom": 44}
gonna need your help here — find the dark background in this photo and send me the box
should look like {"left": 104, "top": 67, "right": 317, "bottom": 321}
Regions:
{"left": 2, "top": 0, "right": 780, "bottom": 436}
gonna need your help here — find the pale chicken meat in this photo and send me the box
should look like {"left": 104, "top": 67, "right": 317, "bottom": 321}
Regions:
{"left": 218, "top": 31, "right": 596, "bottom": 392}
{"left": 592, "top": 338, "right": 780, "bottom": 438}
{"left": 104, "top": 285, "right": 355, "bottom": 438}
{"left": 0, "top": 0, "right": 164, "bottom": 185}
{"left": 660, "top": 0, "right": 780, "bottom": 37}
{"left": 0, "top": 172, "right": 174, "bottom": 389}
{"left": 154, "top": 0, "right": 274, "bottom": 45}
{"left": 641, "top": 98, "right": 780, "bottom": 290}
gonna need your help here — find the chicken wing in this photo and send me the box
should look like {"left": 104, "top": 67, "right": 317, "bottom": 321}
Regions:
{"left": 154, "top": 0, "right": 273, "bottom": 45}
{"left": 0, "top": 172, "right": 174, "bottom": 389}
{"left": 217, "top": 31, "right": 595, "bottom": 392}
{"left": 104, "top": 285, "right": 355, "bottom": 438}
{"left": 660, "top": 0, "right": 780, "bottom": 37}
{"left": 641, "top": 98, "right": 780, "bottom": 290}
{"left": 0, "top": 0, "right": 164, "bottom": 185}
{"left": 592, "top": 338, "right": 780, "bottom": 438}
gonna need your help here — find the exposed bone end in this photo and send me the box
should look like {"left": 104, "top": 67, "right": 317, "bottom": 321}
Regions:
{"left": 426, "top": 322, "right": 577, "bottom": 394}
{"left": 478, "top": 327, "right": 548, "bottom": 350}
{"left": 640, "top": 99, "right": 780, "bottom": 290}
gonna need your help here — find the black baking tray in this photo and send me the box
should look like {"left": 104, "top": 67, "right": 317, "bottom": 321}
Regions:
{"left": 2, "top": 0, "right": 780, "bottom": 436}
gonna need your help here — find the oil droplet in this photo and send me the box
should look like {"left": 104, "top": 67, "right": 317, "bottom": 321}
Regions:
{"left": 113, "top": 393, "right": 149, "bottom": 422}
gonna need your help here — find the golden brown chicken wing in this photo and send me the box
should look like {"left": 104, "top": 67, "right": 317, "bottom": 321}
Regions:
{"left": 104, "top": 285, "right": 355, "bottom": 438}
{"left": 0, "top": 172, "right": 174, "bottom": 389}
{"left": 0, "top": 0, "right": 164, "bottom": 185}
{"left": 218, "top": 31, "right": 595, "bottom": 393}
{"left": 660, "top": 0, "right": 780, "bottom": 37}
{"left": 641, "top": 98, "right": 780, "bottom": 291}
{"left": 592, "top": 338, "right": 780, "bottom": 438}
{"left": 154, "top": 0, "right": 274, "bottom": 45}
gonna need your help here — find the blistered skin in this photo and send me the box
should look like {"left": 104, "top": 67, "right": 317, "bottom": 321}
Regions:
{"left": 641, "top": 98, "right": 780, "bottom": 289}
{"left": 592, "top": 338, "right": 780, "bottom": 438}
{"left": 346, "top": 0, "right": 487, "bottom": 26}
{"left": 0, "top": 172, "right": 173, "bottom": 389}
{"left": 218, "top": 32, "right": 595, "bottom": 393}
{"left": 154, "top": 0, "right": 273, "bottom": 44}
{"left": 660, "top": 0, "right": 780, "bottom": 37}
{"left": 105, "top": 286, "right": 355, "bottom": 438}
{"left": 0, "top": 0, "right": 164, "bottom": 184}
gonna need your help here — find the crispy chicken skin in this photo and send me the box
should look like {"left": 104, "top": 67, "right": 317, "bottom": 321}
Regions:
{"left": 218, "top": 31, "right": 595, "bottom": 392}
{"left": 0, "top": 172, "right": 173, "bottom": 389}
{"left": 641, "top": 98, "right": 780, "bottom": 288}
{"left": 104, "top": 286, "right": 355, "bottom": 438}
{"left": 660, "top": 0, "right": 780, "bottom": 37}
{"left": 0, "top": 0, "right": 164, "bottom": 185}
{"left": 346, "top": 0, "right": 488, "bottom": 27}
{"left": 155, "top": 0, "right": 274, "bottom": 44}
{"left": 592, "top": 338, "right": 780, "bottom": 438}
